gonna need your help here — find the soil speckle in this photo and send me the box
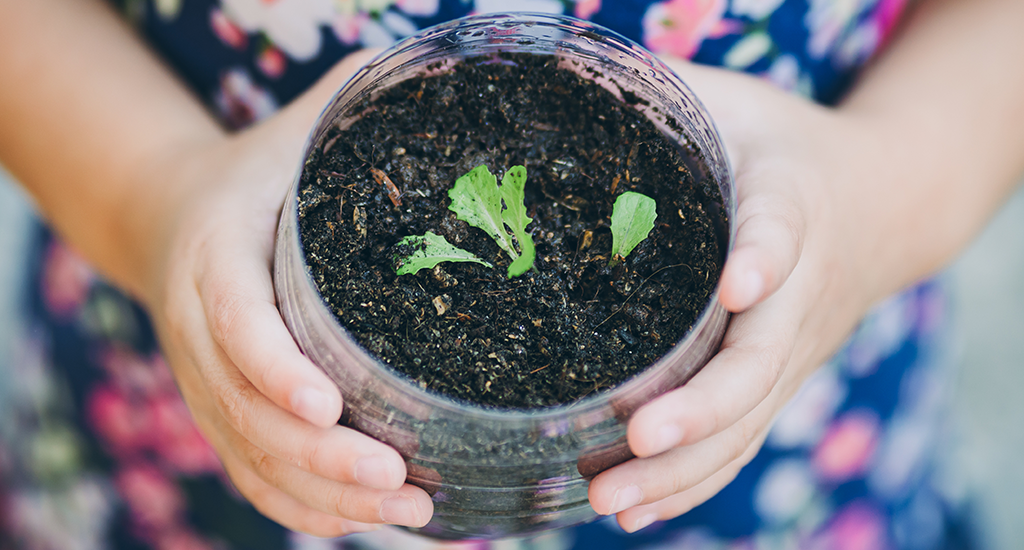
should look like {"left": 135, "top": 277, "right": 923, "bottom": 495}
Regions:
{"left": 298, "top": 53, "right": 725, "bottom": 409}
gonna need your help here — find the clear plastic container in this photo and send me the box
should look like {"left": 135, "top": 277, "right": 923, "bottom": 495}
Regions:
{"left": 274, "top": 13, "right": 735, "bottom": 540}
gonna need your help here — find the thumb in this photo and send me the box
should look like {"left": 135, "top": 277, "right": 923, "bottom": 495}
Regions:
{"left": 719, "top": 191, "right": 805, "bottom": 312}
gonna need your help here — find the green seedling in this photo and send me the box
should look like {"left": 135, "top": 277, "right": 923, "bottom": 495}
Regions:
{"left": 448, "top": 165, "right": 536, "bottom": 278}
{"left": 498, "top": 166, "right": 536, "bottom": 277}
{"left": 394, "top": 231, "right": 492, "bottom": 276}
{"left": 609, "top": 191, "right": 657, "bottom": 267}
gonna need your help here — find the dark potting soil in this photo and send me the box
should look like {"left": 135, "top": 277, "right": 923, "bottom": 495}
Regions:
{"left": 297, "top": 53, "right": 725, "bottom": 410}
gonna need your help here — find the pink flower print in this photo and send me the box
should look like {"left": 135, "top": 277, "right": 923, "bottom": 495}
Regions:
{"left": 815, "top": 501, "right": 890, "bottom": 550}
{"left": 331, "top": 12, "right": 366, "bottom": 45}
{"left": 257, "top": 44, "right": 287, "bottom": 78}
{"left": 641, "top": 0, "right": 728, "bottom": 59}
{"left": 211, "top": 7, "right": 248, "bottom": 49}
{"left": 574, "top": 0, "right": 601, "bottom": 20}
{"left": 147, "top": 353, "right": 178, "bottom": 392}
{"left": 41, "top": 241, "right": 94, "bottom": 319}
{"left": 162, "top": 429, "right": 222, "bottom": 476}
{"left": 396, "top": 0, "right": 440, "bottom": 17}
{"left": 149, "top": 395, "right": 221, "bottom": 475}
{"left": 99, "top": 345, "right": 163, "bottom": 396}
{"left": 872, "top": 0, "right": 908, "bottom": 46}
{"left": 221, "top": 0, "right": 335, "bottom": 61}
{"left": 812, "top": 410, "right": 880, "bottom": 482}
{"left": 116, "top": 466, "right": 184, "bottom": 535}
{"left": 87, "top": 385, "right": 154, "bottom": 455}
{"left": 215, "top": 68, "right": 278, "bottom": 130}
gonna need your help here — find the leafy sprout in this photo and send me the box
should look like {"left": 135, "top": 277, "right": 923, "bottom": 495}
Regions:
{"left": 448, "top": 165, "right": 535, "bottom": 278}
{"left": 394, "top": 231, "right": 492, "bottom": 276}
{"left": 498, "top": 166, "right": 536, "bottom": 277}
{"left": 609, "top": 191, "right": 657, "bottom": 267}
{"left": 392, "top": 165, "right": 535, "bottom": 278}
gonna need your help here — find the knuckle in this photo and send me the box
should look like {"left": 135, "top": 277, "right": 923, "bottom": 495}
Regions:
{"left": 728, "top": 420, "right": 761, "bottom": 464}
{"left": 247, "top": 447, "right": 279, "bottom": 484}
{"left": 298, "top": 432, "right": 328, "bottom": 474}
{"left": 725, "top": 434, "right": 748, "bottom": 465}
{"left": 222, "top": 456, "right": 346, "bottom": 537}
{"left": 214, "top": 376, "right": 258, "bottom": 435}
{"left": 749, "top": 344, "right": 787, "bottom": 397}
{"left": 668, "top": 466, "right": 693, "bottom": 497}
{"left": 696, "top": 390, "right": 730, "bottom": 439}
{"left": 323, "top": 482, "right": 356, "bottom": 518}
{"left": 738, "top": 194, "right": 806, "bottom": 261}
{"left": 770, "top": 196, "right": 805, "bottom": 245}
{"left": 209, "top": 285, "right": 253, "bottom": 345}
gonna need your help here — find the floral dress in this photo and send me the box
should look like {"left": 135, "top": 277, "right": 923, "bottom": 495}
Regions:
{"left": 0, "top": 1, "right": 970, "bottom": 549}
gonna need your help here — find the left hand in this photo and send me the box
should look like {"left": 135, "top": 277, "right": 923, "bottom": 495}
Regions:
{"left": 587, "top": 58, "right": 892, "bottom": 531}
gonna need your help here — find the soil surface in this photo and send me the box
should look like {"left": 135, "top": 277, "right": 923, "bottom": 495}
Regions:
{"left": 298, "top": 53, "right": 725, "bottom": 409}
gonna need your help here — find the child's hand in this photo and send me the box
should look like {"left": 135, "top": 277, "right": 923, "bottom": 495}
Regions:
{"left": 587, "top": 59, "right": 897, "bottom": 531}
{"left": 588, "top": 0, "right": 1024, "bottom": 530}
{"left": 143, "top": 50, "right": 434, "bottom": 536}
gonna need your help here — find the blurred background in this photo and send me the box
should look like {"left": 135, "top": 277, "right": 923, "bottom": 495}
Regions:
{"left": 1, "top": 168, "right": 1022, "bottom": 548}
{"left": 944, "top": 184, "right": 1024, "bottom": 549}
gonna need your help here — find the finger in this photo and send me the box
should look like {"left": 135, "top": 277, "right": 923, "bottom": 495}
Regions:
{"left": 224, "top": 432, "right": 432, "bottom": 528}
{"left": 197, "top": 244, "right": 343, "bottom": 428}
{"left": 627, "top": 280, "right": 807, "bottom": 457}
{"left": 655, "top": 56, "right": 808, "bottom": 312}
{"left": 200, "top": 333, "right": 408, "bottom": 490}
{"left": 591, "top": 404, "right": 772, "bottom": 516}
{"left": 192, "top": 375, "right": 433, "bottom": 528}
{"left": 614, "top": 434, "right": 764, "bottom": 533}
{"left": 191, "top": 50, "right": 386, "bottom": 428}
{"left": 719, "top": 188, "right": 806, "bottom": 312}
{"left": 220, "top": 450, "right": 383, "bottom": 537}
{"left": 169, "top": 278, "right": 408, "bottom": 490}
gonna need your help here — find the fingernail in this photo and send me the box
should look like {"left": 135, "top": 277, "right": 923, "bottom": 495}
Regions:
{"left": 355, "top": 455, "right": 400, "bottom": 490}
{"left": 742, "top": 269, "right": 764, "bottom": 308}
{"left": 647, "top": 424, "right": 683, "bottom": 456}
{"left": 340, "top": 520, "right": 382, "bottom": 534}
{"left": 633, "top": 513, "right": 659, "bottom": 532}
{"left": 380, "top": 495, "right": 421, "bottom": 526}
{"left": 608, "top": 484, "right": 644, "bottom": 515}
{"left": 291, "top": 387, "right": 332, "bottom": 425}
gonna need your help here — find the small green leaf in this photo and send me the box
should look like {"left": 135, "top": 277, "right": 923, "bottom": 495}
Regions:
{"left": 394, "top": 231, "right": 493, "bottom": 276}
{"left": 500, "top": 165, "right": 535, "bottom": 277}
{"left": 448, "top": 165, "right": 518, "bottom": 260}
{"left": 609, "top": 191, "right": 657, "bottom": 267}
{"left": 507, "top": 236, "right": 535, "bottom": 277}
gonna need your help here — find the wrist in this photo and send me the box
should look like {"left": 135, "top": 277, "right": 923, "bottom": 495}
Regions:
{"left": 113, "top": 131, "right": 228, "bottom": 302}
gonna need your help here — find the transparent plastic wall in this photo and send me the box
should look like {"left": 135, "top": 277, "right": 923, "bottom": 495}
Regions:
{"left": 274, "top": 13, "right": 735, "bottom": 540}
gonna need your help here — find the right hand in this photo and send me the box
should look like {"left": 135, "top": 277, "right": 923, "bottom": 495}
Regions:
{"left": 141, "top": 50, "right": 434, "bottom": 537}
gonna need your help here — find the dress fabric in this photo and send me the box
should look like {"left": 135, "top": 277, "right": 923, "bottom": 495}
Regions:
{"left": 0, "top": 1, "right": 965, "bottom": 549}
